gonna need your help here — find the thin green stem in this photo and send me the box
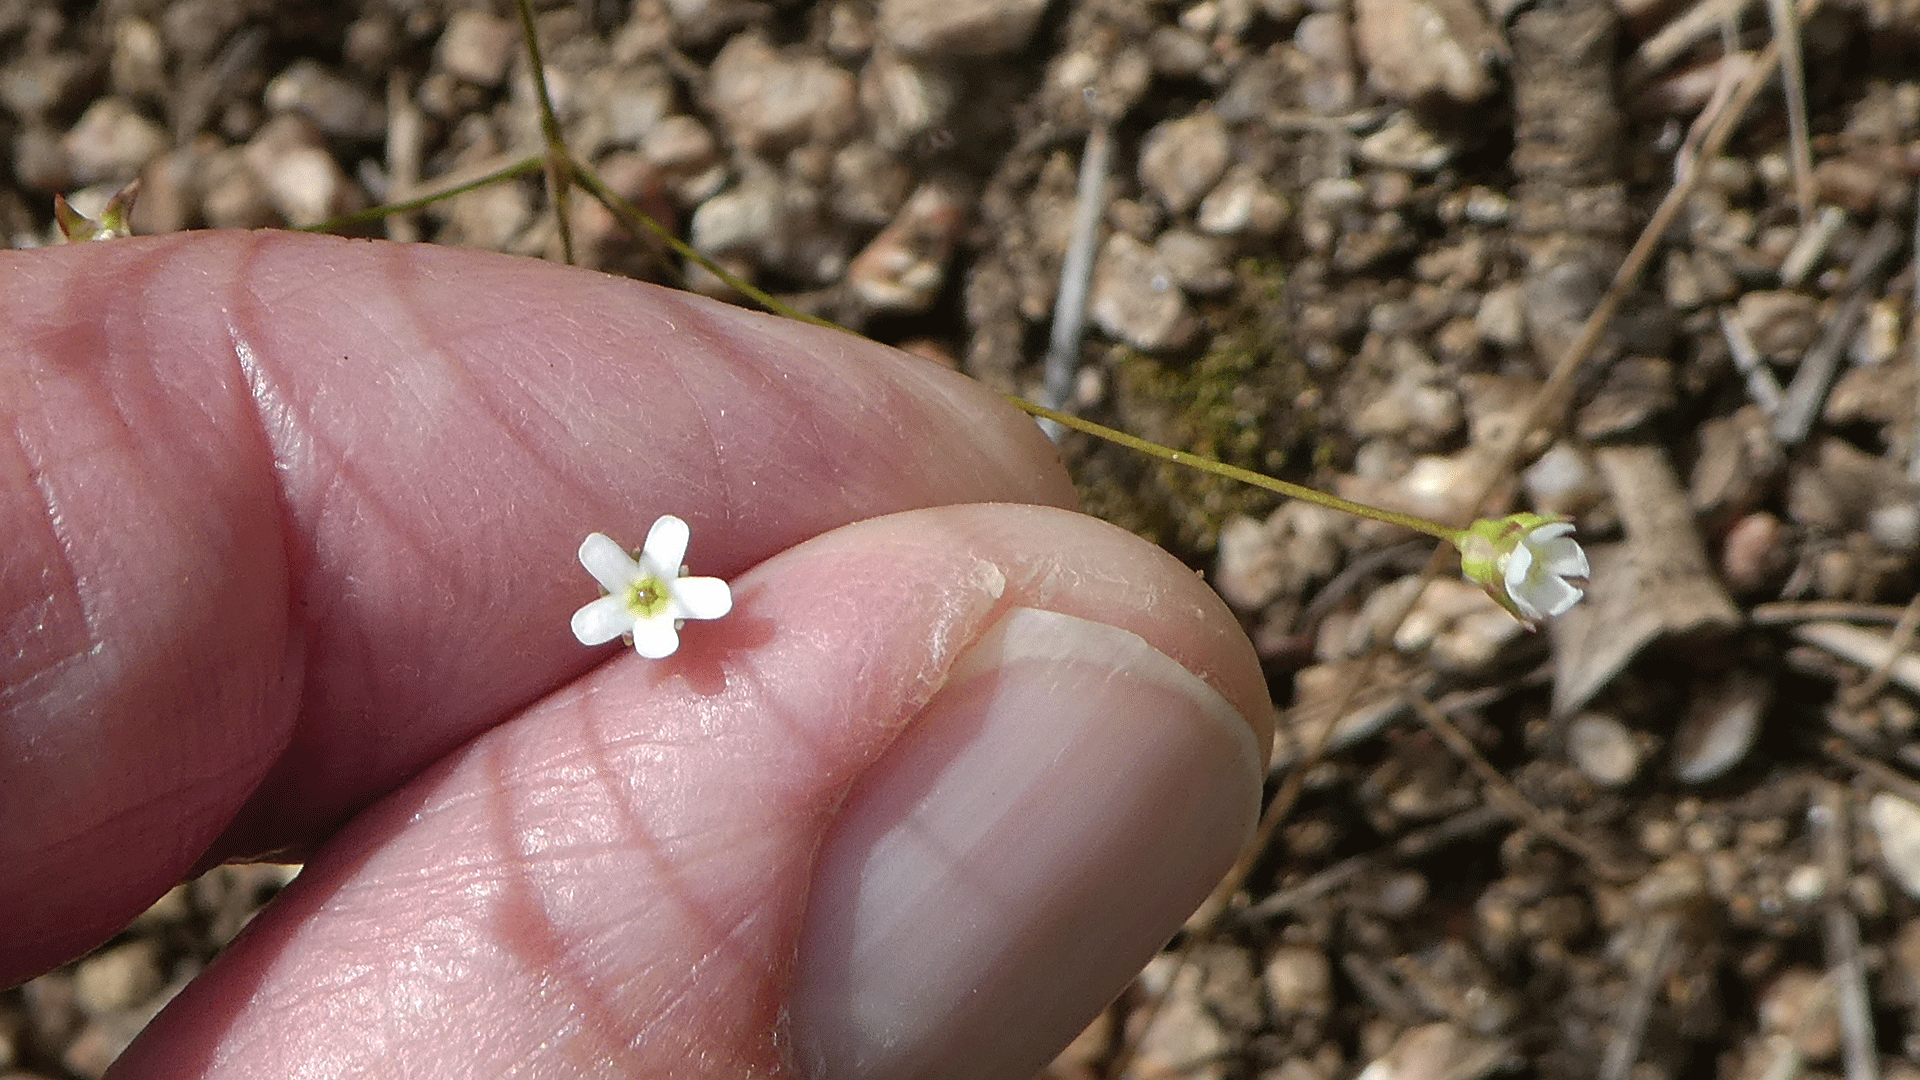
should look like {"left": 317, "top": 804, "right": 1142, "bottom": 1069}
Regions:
{"left": 304, "top": 136, "right": 1468, "bottom": 549}
{"left": 564, "top": 154, "right": 842, "bottom": 331}
{"left": 300, "top": 155, "right": 545, "bottom": 233}
{"left": 1013, "top": 398, "right": 1467, "bottom": 545}
{"left": 513, "top": 0, "right": 576, "bottom": 265}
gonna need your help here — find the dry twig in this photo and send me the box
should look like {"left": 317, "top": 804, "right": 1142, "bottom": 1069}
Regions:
{"left": 1810, "top": 783, "right": 1880, "bottom": 1080}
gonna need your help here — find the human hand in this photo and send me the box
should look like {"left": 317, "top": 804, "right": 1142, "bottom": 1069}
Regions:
{"left": 1, "top": 232, "right": 1272, "bottom": 1079}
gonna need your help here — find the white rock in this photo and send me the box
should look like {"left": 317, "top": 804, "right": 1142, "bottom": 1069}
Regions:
{"left": 1758, "top": 966, "right": 1841, "bottom": 1062}
{"left": 62, "top": 97, "right": 167, "bottom": 185}
{"left": 436, "top": 10, "right": 519, "bottom": 88}
{"left": 111, "top": 17, "right": 168, "bottom": 102}
{"left": 1293, "top": 11, "right": 1358, "bottom": 114}
{"left": 1566, "top": 712, "right": 1641, "bottom": 787}
{"left": 1264, "top": 946, "right": 1334, "bottom": 1020}
{"left": 1138, "top": 108, "right": 1231, "bottom": 215}
{"left": 1155, "top": 228, "right": 1235, "bottom": 295}
{"left": 879, "top": 0, "right": 1051, "bottom": 57}
{"left": 1089, "top": 232, "right": 1197, "bottom": 352}
{"left": 265, "top": 60, "right": 386, "bottom": 141}
{"left": 708, "top": 33, "right": 858, "bottom": 153}
{"left": 1197, "top": 163, "right": 1290, "bottom": 236}
{"left": 830, "top": 140, "right": 914, "bottom": 225}
{"left": 588, "top": 64, "right": 676, "bottom": 148}
{"left": 642, "top": 115, "right": 726, "bottom": 206}
{"left": 859, "top": 46, "right": 957, "bottom": 151}
{"left": 1357, "top": 1022, "right": 1507, "bottom": 1080}
{"left": 1872, "top": 792, "right": 1920, "bottom": 900}
{"left": 1522, "top": 442, "right": 1606, "bottom": 518}
{"left": 1672, "top": 675, "right": 1767, "bottom": 785}
{"left": 846, "top": 181, "right": 968, "bottom": 312}
{"left": 74, "top": 941, "right": 163, "bottom": 1017}
{"left": 1356, "top": 111, "right": 1455, "bottom": 172}
{"left": 1353, "top": 0, "right": 1500, "bottom": 104}
{"left": 242, "top": 115, "right": 365, "bottom": 228}
{"left": 1215, "top": 515, "right": 1283, "bottom": 612}
{"left": 690, "top": 168, "right": 783, "bottom": 256}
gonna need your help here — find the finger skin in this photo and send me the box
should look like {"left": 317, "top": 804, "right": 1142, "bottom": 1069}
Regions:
{"left": 109, "top": 504, "right": 1271, "bottom": 1080}
{"left": 0, "top": 231, "right": 1074, "bottom": 986}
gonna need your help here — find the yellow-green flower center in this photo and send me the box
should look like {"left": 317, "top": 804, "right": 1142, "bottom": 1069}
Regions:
{"left": 626, "top": 575, "right": 674, "bottom": 619}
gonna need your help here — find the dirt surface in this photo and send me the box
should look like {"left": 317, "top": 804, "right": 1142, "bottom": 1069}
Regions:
{"left": 7, "top": 0, "right": 1920, "bottom": 1078}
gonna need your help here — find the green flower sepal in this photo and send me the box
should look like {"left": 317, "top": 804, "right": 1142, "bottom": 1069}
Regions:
{"left": 54, "top": 180, "right": 139, "bottom": 242}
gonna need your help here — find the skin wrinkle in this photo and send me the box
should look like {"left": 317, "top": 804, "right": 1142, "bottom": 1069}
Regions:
{"left": 3, "top": 415, "right": 94, "bottom": 703}
{"left": 486, "top": 696, "right": 792, "bottom": 1075}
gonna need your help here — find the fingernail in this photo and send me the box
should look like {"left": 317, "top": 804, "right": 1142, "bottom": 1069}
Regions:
{"left": 788, "top": 607, "right": 1262, "bottom": 1080}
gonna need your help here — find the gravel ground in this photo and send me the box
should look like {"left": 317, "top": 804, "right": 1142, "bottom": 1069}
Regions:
{"left": 7, "top": 0, "right": 1920, "bottom": 1078}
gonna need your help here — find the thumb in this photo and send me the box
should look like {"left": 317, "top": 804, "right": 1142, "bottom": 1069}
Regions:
{"left": 109, "top": 504, "right": 1270, "bottom": 1080}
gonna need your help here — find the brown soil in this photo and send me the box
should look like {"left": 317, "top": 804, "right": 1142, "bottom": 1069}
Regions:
{"left": 7, "top": 1, "right": 1920, "bottom": 1078}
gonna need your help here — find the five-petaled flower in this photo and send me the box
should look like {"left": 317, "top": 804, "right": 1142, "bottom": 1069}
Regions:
{"left": 571, "top": 516, "right": 733, "bottom": 658}
{"left": 1457, "top": 513, "right": 1591, "bottom": 629}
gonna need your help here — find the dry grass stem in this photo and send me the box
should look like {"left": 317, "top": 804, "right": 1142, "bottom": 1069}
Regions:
{"left": 1841, "top": 593, "right": 1920, "bottom": 707}
{"left": 1042, "top": 121, "right": 1113, "bottom": 426}
{"left": 1403, "top": 691, "right": 1637, "bottom": 882}
{"left": 1775, "top": 218, "right": 1903, "bottom": 444}
{"left": 1764, "top": 0, "right": 1814, "bottom": 224}
{"left": 1810, "top": 784, "right": 1880, "bottom": 1080}
{"left": 1598, "top": 913, "right": 1681, "bottom": 1080}
{"left": 1719, "top": 307, "right": 1786, "bottom": 416}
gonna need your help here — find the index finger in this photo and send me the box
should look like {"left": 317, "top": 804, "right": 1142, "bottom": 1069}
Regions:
{"left": 0, "top": 231, "right": 1074, "bottom": 983}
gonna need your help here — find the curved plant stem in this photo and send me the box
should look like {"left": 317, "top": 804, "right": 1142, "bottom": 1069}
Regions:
{"left": 1014, "top": 399, "right": 1466, "bottom": 544}
{"left": 300, "top": 155, "right": 545, "bottom": 234}
{"left": 513, "top": 0, "right": 576, "bottom": 265}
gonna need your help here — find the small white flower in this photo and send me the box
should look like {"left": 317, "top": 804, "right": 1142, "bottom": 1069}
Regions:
{"left": 1458, "top": 513, "right": 1591, "bottom": 629}
{"left": 571, "top": 516, "right": 733, "bottom": 658}
{"left": 1501, "top": 520, "right": 1590, "bottom": 622}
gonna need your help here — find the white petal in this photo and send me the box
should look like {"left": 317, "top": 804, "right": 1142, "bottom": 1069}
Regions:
{"left": 579, "top": 533, "right": 641, "bottom": 593}
{"left": 630, "top": 614, "right": 682, "bottom": 658}
{"left": 642, "top": 515, "right": 691, "bottom": 578}
{"left": 1503, "top": 540, "right": 1535, "bottom": 597}
{"left": 1527, "top": 521, "right": 1575, "bottom": 543}
{"left": 572, "top": 596, "right": 634, "bottom": 645}
{"left": 1543, "top": 539, "right": 1590, "bottom": 579}
{"left": 670, "top": 576, "right": 733, "bottom": 620}
{"left": 1528, "top": 574, "right": 1585, "bottom": 618}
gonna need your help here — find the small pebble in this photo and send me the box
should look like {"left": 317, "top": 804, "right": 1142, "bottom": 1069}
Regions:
{"left": 1759, "top": 966, "right": 1841, "bottom": 1062}
{"left": 1720, "top": 511, "right": 1789, "bottom": 594}
{"left": 879, "top": 0, "right": 1052, "bottom": 57}
{"left": 1522, "top": 442, "right": 1605, "bottom": 519}
{"left": 1672, "top": 673, "right": 1768, "bottom": 784}
{"left": 1736, "top": 290, "right": 1820, "bottom": 364}
{"left": 1355, "top": 1022, "right": 1505, "bottom": 1080}
{"left": 1293, "top": 11, "right": 1358, "bottom": 114}
{"left": 1353, "top": 0, "right": 1499, "bottom": 104}
{"left": 263, "top": 59, "right": 385, "bottom": 141}
{"left": 1566, "top": 712, "right": 1642, "bottom": 787}
{"left": 436, "top": 10, "right": 519, "bottom": 88}
{"left": 73, "top": 942, "right": 163, "bottom": 1018}
{"left": 242, "top": 114, "right": 366, "bottom": 228}
{"left": 62, "top": 97, "right": 167, "bottom": 186}
{"left": 1089, "top": 232, "right": 1197, "bottom": 352}
{"left": 1264, "top": 946, "right": 1333, "bottom": 1020}
{"left": 1871, "top": 792, "right": 1920, "bottom": 900}
{"left": 1155, "top": 228, "right": 1235, "bottom": 295}
{"left": 1356, "top": 111, "right": 1455, "bottom": 172}
{"left": 1197, "top": 163, "right": 1290, "bottom": 237}
{"left": 1138, "top": 109, "right": 1231, "bottom": 216}
{"left": 708, "top": 33, "right": 858, "bottom": 153}
{"left": 845, "top": 180, "right": 968, "bottom": 313}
